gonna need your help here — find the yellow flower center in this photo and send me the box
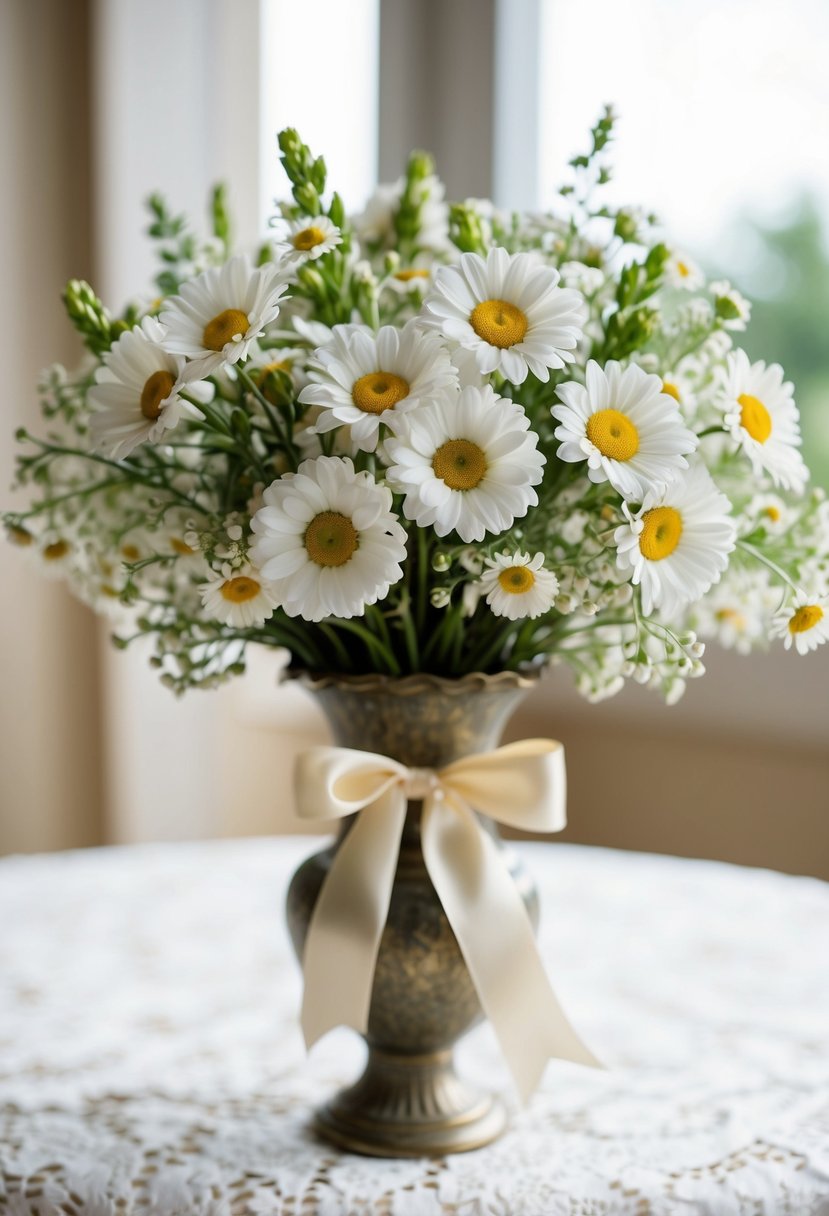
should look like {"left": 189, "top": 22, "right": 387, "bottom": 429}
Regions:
{"left": 202, "top": 308, "right": 249, "bottom": 352}
{"left": 43, "top": 540, "right": 70, "bottom": 561}
{"left": 763, "top": 505, "right": 781, "bottom": 522}
{"left": 676, "top": 260, "right": 690, "bottom": 278}
{"left": 661, "top": 380, "right": 681, "bottom": 402}
{"left": 304, "top": 511, "right": 358, "bottom": 567}
{"left": 498, "top": 566, "right": 536, "bottom": 595}
{"left": 170, "top": 537, "right": 196, "bottom": 556}
{"left": 121, "top": 544, "right": 141, "bottom": 561}
{"left": 586, "top": 409, "right": 640, "bottom": 461}
{"left": 469, "top": 298, "right": 528, "bottom": 348}
{"left": 140, "top": 370, "right": 176, "bottom": 420}
{"left": 255, "top": 360, "right": 292, "bottom": 405}
{"left": 394, "top": 269, "right": 430, "bottom": 282}
{"left": 292, "top": 226, "right": 326, "bottom": 252}
{"left": 716, "top": 607, "right": 746, "bottom": 629}
{"left": 220, "top": 576, "right": 261, "bottom": 604}
{"left": 256, "top": 359, "right": 291, "bottom": 379}
{"left": 738, "top": 393, "right": 772, "bottom": 444}
{"left": 789, "top": 604, "right": 824, "bottom": 634}
{"left": 352, "top": 371, "right": 410, "bottom": 415}
{"left": 7, "top": 526, "right": 33, "bottom": 547}
{"left": 432, "top": 439, "right": 488, "bottom": 490}
{"left": 639, "top": 506, "right": 683, "bottom": 561}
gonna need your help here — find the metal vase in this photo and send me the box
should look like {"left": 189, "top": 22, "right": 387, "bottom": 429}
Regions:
{"left": 285, "top": 671, "right": 539, "bottom": 1157}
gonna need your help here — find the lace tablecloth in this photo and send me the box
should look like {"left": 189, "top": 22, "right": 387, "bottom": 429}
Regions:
{"left": 1, "top": 838, "right": 828, "bottom": 1216}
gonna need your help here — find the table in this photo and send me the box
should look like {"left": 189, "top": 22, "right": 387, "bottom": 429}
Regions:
{"left": 1, "top": 839, "right": 827, "bottom": 1215}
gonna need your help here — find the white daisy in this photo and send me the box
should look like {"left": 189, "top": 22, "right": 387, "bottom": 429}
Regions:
{"left": 88, "top": 317, "right": 206, "bottom": 459}
{"left": 200, "top": 563, "right": 280, "bottom": 628}
{"left": 743, "top": 492, "right": 796, "bottom": 536}
{"left": 246, "top": 343, "right": 308, "bottom": 399}
{"left": 553, "top": 360, "right": 697, "bottom": 501}
{"left": 37, "top": 533, "right": 75, "bottom": 579}
{"left": 692, "top": 568, "right": 775, "bottom": 655}
{"left": 249, "top": 457, "right": 407, "bottom": 621}
{"left": 657, "top": 371, "right": 697, "bottom": 419}
{"left": 421, "top": 247, "right": 586, "bottom": 385}
{"left": 298, "top": 321, "right": 457, "bottom": 453}
{"left": 160, "top": 254, "right": 289, "bottom": 381}
{"left": 478, "top": 551, "right": 559, "bottom": 620}
{"left": 614, "top": 463, "right": 737, "bottom": 616}
{"left": 384, "top": 384, "right": 545, "bottom": 543}
{"left": 664, "top": 252, "right": 704, "bottom": 290}
{"left": 382, "top": 262, "right": 434, "bottom": 296}
{"left": 721, "top": 350, "right": 808, "bottom": 492}
{"left": 274, "top": 215, "right": 342, "bottom": 264}
{"left": 773, "top": 590, "right": 829, "bottom": 655}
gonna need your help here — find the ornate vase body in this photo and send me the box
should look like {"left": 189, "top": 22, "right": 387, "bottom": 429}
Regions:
{"left": 285, "top": 672, "right": 538, "bottom": 1157}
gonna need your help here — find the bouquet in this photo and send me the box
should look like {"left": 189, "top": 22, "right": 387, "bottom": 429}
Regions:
{"left": 6, "top": 108, "right": 829, "bottom": 700}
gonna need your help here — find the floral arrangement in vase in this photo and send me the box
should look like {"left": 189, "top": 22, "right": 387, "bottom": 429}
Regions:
{"left": 6, "top": 107, "right": 828, "bottom": 698}
{"left": 6, "top": 109, "right": 829, "bottom": 1155}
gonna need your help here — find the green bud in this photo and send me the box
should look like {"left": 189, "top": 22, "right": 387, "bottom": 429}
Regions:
{"left": 62, "top": 279, "right": 113, "bottom": 356}
{"left": 230, "top": 408, "right": 252, "bottom": 438}
{"left": 328, "top": 191, "right": 345, "bottom": 229}
{"left": 211, "top": 183, "right": 231, "bottom": 251}
{"left": 714, "top": 295, "right": 741, "bottom": 321}
{"left": 295, "top": 183, "right": 321, "bottom": 216}
{"left": 613, "top": 211, "right": 639, "bottom": 242}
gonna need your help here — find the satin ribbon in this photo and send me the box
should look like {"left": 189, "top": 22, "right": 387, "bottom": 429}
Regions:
{"left": 294, "top": 739, "right": 601, "bottom": 1101}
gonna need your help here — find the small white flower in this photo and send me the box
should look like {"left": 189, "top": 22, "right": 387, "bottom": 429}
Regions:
{"left": 657, "top": 370, "right": 697, "bottom": 418}
{"left": 382, "top": 261, "right": 434, "bottom": 296}
{"left": 88, "top": 317, "right": 207, "bottom": 459}
{"left": 200, "top": 563, "right": 280, "bottom": 628}
{"left": 710, "top": 279, "right": 751, "bottom": 330}
{"left": 721, "top": 349, "right": 808, "bottom": 492}
{"left": 249, "top": 457, "right": 407, "bottom": 621}
{"left": 665, "top": 252, "right": 704, "bottom": 290}
{"left": 743, "top": 492, "right": 796, "bottom": 536}
{"left": 773, "top": 590, "right": 829, "bottom": 654}
{"left": 160, "top": 254, "right": 289, "bottom": 381}
{"left": 479, "top": 551, "right": 559, "bottom": 620}
{"left": 246, "top": 343, "right": 309, "bottom": 397}
{"left": 614, "top": 463, "right": 737, "bottom": 616}
{"left": 559, "top": 262, "right": 605, "bottom": 295}
{"left": 421, "top": 248, "right": 586, "bottom": 385}
{"left": 37, "top": 532, "right": 75, "bottom": 579}
{"left": 274, "top": 214, "right": 342, "bottom": 264}
{"left": 298, "top": 321, "right": 457, "bottom": 452}
{"left": 553, "top": 360, "right": 697, "bottom": 500}
{"left": 384, "top": 384, "right": 545, "bottom": 543}
{"left": 693, "top": 569, "right": 775, "bottom": 655}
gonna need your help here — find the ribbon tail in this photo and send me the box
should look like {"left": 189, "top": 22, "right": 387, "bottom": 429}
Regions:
{"left": 422, "top": 797, "right": 602, "bottom": 1104}
{"left": 300, "top": 787, "right": 407, "bottom": 1049}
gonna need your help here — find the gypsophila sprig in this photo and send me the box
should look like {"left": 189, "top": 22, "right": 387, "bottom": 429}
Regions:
{"left": 6, "top": 114, "right": 829, "bottom": 698}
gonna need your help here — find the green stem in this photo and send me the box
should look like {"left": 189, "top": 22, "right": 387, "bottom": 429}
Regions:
{"left": 737, "top": 539, "right": 800, "bottom": 592}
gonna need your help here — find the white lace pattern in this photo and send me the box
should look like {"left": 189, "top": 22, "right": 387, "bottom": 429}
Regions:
{"left": 1, "top": 839, "right": 828, "bottom": 1215}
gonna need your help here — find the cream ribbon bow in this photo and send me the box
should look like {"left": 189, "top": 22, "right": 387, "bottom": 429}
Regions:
{"left": 294, "top": 739, "right": 601, "bottom": 1102}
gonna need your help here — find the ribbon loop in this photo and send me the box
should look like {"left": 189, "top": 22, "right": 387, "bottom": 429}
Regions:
{"left": 293, "top": 738, "right": 600, "bottom": 1100}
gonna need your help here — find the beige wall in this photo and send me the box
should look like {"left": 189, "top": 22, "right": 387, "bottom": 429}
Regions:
{"left": 0, "top": 0, "right": 104, "bottom": 853}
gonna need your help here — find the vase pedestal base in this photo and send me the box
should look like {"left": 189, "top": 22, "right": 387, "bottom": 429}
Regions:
{"left": 313, "top": 1047, "right": 507, "bottom": 1157}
